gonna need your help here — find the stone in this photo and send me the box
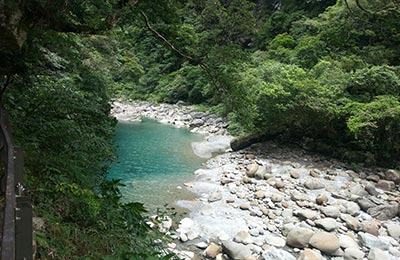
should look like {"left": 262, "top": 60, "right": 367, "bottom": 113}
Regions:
{"left": 367, "top": 248, "right": 389, "bottom": 260}
{"left": 271, "top": 193, "right": 284, "bottom": 202}
{"left": 196, "top": 242, "right": 208, "bottom": 249}
{"left": 190, "top": 118, "right": 204, "bottom": 127}
{"left": 315, "top": 218, "right": 338, "bottom": 232}
{"left": 361, "top": 220, "right": 380, "bottom": 236}
{"left": 267, "top": 236, "right": 286, "bottom": 247}
{"left": 358, "top": 232, "right": 390, "bottom": 250}
{"left": 367, "top": 203, "right": 399, "bottom": 220}
{"left": 234, "top": 231, "right": 253, "bottom": 245}
{"left": 386, "top": 223, "right": 400, "bottom": 239}
{"left": 343, "top": 248, "right": 365, "bottom": 260}
{"left": 304, "top": 179, "right": 325, "bottom": 190}
{"left": 32, "top": 217, "right": 45, "bottom": 231}
{"left": 275, "top": 181, "right": 285, "bottom": 189}
{"left": 205, "top": 244, "right": 222, "bottom": 259}
{"left": 376, "top": 180, "right": 395, "bottom": 191}
{"left": 286, "top": 227, "right": 314, "bottom": 248}
{"left": 297, "top": 249, "right": 325, "bottom": 260}
{"left": 291, "top": 191, "right": 310, "bottom": 201}
{"left": 366, "top": 175, "right": 380, "bottom": 182}
{"left": 255, "top": 190, "right": 266, "bottom": 199}
{"left": 221, "top": 178, "right": 234, "bottom": 185}
{"left": 179, "top": 218, "right": 194, "bottom": 229}
{"left": 349, "top": 184, "right": 368, "bottom": 198}
{"left": 338, "top": 235, "right": 359, "bottom": 249}
{"left": 310, "top": 169, "right": 321, "bottom": 178}
{"left": 291, "top": 172, "right": 300, "bottom": 179}
{"left": 344, "top": 201, "right": 361, "bottom": 216}
{"left": 309, "top": 232, "right": 340, "bottom": 254}
{"left": 240, "top": 203, "right": 250, "bottom": 210}
{"left": 296, "top": 209, "right": 318, "bottom": 220}
{"left": 222, "top": 240, "right": 253, "bottom": 260}
{"left": 316, "top": 194, "right": 329, "bottom": 205}
{"left": 262, "top": 246, "right": 296, "bottom": 260}
{"left": 180, "top": 233, "right": 188, "bottom": 242}
{"left": 320, "top": 206, "right": 341, "bottom": 218}
{"left": 246, "top": 163, "right": 259, "bottom": 177}
{"left": 208, "top": 192, "right": 223, "bottom": 202}
{"left": 340, "top": 214, "right": 361, "bottom": 231}
{"left": 364, "top": 185, "right": 379, "bottom": 196}
{"left": 384, "top": 169, "right": 400, "bottom": 184}
{"left": 187, "top": 230, "right": 198, "bottom": 240}
{"left": 356, "top": 197, "right": 376, "bottom": 212}
{"left": 255, "top": 165, "right": 271, "bottom": 179}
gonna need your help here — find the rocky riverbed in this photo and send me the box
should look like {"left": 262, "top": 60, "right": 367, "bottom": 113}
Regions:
{"left": 112, "top": 101, "right": 400, "bottom": 260}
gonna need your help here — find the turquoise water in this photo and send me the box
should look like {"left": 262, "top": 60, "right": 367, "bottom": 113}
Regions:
{"left": 108, "top": 119, "right": 206, "bottom": 210}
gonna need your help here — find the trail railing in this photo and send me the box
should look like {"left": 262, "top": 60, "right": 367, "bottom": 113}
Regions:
{"left": 0, "top": 108, "right": 32, "bottom": 260}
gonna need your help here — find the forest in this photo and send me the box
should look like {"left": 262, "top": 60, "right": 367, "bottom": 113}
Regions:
{"left": 0, "top": 0, "right": 399, "bottom": 259}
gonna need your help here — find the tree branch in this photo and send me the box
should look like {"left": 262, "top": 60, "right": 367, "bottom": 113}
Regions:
{"left": 139, "top": 10, "right": 196, "bottom": 62}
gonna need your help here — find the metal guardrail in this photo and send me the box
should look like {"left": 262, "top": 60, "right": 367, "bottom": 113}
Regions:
{"left": 0, "top": 108, "right": 32, "bottom": 260}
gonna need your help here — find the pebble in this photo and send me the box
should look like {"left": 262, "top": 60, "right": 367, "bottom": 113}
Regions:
{"left": 205, "top": 244, "right": 222, "bottom": 258}
{"left": 316, "top": 194, "right": 329, "bottom": 205}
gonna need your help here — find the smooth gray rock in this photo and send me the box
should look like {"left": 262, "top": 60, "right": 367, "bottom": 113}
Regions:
{"left": 208, "top": 192, "right": 223, "bottom": 202}
{"left": 234, "top": 231, "right": 253, "bottom": 245}
{"left": 296, "top": 209, "right": 318, "bottom": 220}
{"left": 262, "top": 246, "right": 295, "bottom": 260}
{"left": 385, "top": 169, "right": 400, "bottom": 184}
{"left": 386, "top": 223, "right": 400, "bottom": 239}
{"left": 367, "top": 203, "right": 399, "bottom": 220}
{"left": 358, "top": 232, "right": 390, "bottom": 250}
{"left": 376, "top": 180, "right": 396, "bottom": 191}
{"left": 315, "top": 218, "right": 338, "bottom": 232}
{"left": 356, "top": 197, "right": 376, "bottom": 212}
{"left": 286, "top": 227, "right": 314, "bottom": 248}
{"left": 344, "top": 248, "right": 365, "bottom": 260}
{"left": 304, "top": 179, "right": 325, "bottom": 190}
{"left": 222, "top": 240, "right": 253, "bottom": 260}
{"left": 341, "top": 214, "right": 361, "bottom": 231}
{"left": 367, "top": 248, "right": 389, "bottom": 260}
{"left": 190, "top": 118, "right": 204, "bottom": 127}
{"left": 345, "top": 201, "right": 361, "bottom": 216}
{"left": 320, "top": 206, "right": 341, "bottom": 218}
{"left": 338, "top": 235, "right": 360, "bottom": 249}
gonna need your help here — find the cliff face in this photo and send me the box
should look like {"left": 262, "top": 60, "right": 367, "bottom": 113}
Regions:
{"left": 0, "top": 0, "right": 27, "bottom": 75}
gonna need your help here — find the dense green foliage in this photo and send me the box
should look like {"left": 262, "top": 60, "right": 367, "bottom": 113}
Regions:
{"left": 113, "top": 0, "right": 400, "bottom": 167}
{"left": 1, "top": 0, "right": 400, "bottom": 259}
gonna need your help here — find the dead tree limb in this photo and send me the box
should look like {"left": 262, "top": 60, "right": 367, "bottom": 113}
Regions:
{"left": 139, "top": 10, "right": 196, "bottom": 62}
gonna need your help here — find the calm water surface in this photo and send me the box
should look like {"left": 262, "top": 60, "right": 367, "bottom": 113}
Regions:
{"left": 108, "top": 119, "right": 206, "bottom": 211}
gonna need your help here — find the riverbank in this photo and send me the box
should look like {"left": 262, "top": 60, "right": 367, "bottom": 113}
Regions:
{"left": 112, "top": 101, "right": 400, "bottom": 260}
